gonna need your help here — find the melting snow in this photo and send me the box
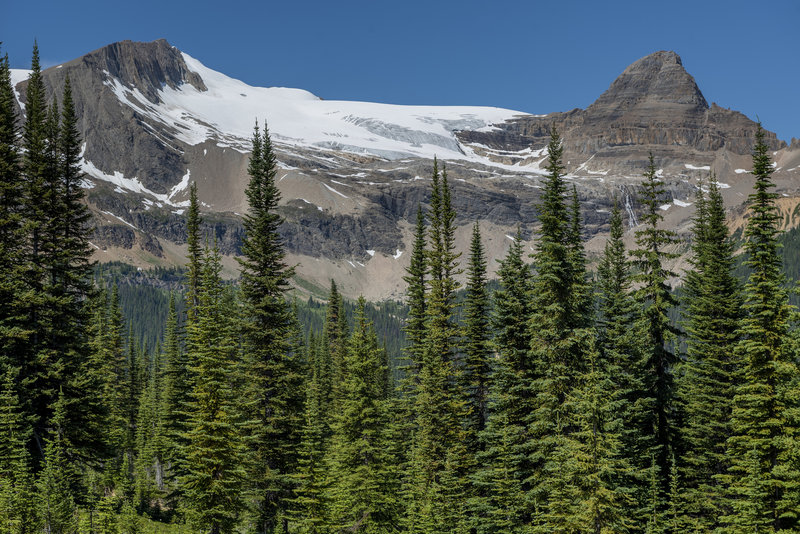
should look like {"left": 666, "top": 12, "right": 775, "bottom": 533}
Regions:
{"left": 685, "top": 164, "right": 711, "bottom": 171}
{"left": 735, "top": 168, "right": 749, "bottom": 174}
{"left": 101, "top": 210, "right": 136, "bottom": 230}
{"left": 673, "top": 199, "right": 692, "bottom": 207}
{"left": 393, "top": 249, "right": 403, "bottom": 259}
{"left": 323, "top": 183, "right": 349, "bottom": 198}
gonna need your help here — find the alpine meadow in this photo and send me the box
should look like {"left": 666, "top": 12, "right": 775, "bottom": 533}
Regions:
{"left": 3, "top": 37, "right": 800, "bottom": 534}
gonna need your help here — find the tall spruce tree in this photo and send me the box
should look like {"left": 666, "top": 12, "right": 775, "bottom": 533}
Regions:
{"left": 326, "top": 297, "right": 398, "bottom": 532}
{"left": 677, "top": 177, "right": 742, "bottom": 530}
{"left": 472, "top": 228, "right": 532, "bottom": 532}
{"left": 596, "top": 202, "right": 650, "bottom": 524}
{"left": 527, "top": 126, "right": 591, "bottom": 527}
{"left": 237, "top": 121, "right": 303, "bottom": 533}
{"left": 407, "top": 160, "right": 462, "bottom": 532}
{"left": 0, "top": 46, "right": 28, "bottom": 376}
{"left": 182, "top": 244, "right": 246, "bottom": 534}
{"left": 291, "top": 335, "right": 328, "bottom": 533}
{"left": 629, "top": 153, "right": 680, "bottom": 502}
{"left": 722, "top": 125, "right": 800, "bottom": 532}
{"left": 185, "top": 182, "right": 202, "bottom": 321}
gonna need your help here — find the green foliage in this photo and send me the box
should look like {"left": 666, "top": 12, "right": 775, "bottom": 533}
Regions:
{"left": 676, "top": 177, "right": 742, "bottom": 529}
{"left": 181, "top": 245, "right": 246, "bottom": 533}
{"left": 722, "top": 125, "right": 800, "bottom": 532}
{"left": 629, "top": 153, "right": 680, "bottom": 501}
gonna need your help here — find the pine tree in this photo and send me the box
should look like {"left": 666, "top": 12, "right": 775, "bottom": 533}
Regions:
{"left": 291, "top": 335, "right": 328, "bottom": 533}
{"left": 527, "top": 126, "right": 590, "bottom": 526}
{"left": 722, "top": 125, "right": 800, "bottom": 532}
{"left": 237, "top": 121, "right": 303, "bottom": 533}
{"left": 0, "top": 367, "right": 38, "bottom": 533}
{"left": 472, "top": 228, "right": 532, "bottom": 532}
{"left": 677, "top": 177, "right": 742, "bottom": 530}
{"left": 407, "top": 159, "right": 462, "bottom": 532}
{"left": 182, "top": 245, "right": 246, "bottom": 534}
{"left": 629, "top": 153, "right": 680, "bottom": 501}
{"left": 0, "top": 45, "right": 29, "bottom": 376}
{"left": 596, "top": 202, "right": 650, "bottom": 523}
{"left": 38, "top": 392, "right": 78, "bottom": 534}
{"left": 326, "top": 297, "right": 398, "bottom": 532}
{"left": 186, "top": 182, "right": 202, "bottom": 321}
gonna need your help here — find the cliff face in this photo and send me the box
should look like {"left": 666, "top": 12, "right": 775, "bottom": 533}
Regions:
{"left": 458, "top": 51, "right": 784, "bottom": 171}
{"left": 9, "top": 42, "right": 799, "bottom": 299}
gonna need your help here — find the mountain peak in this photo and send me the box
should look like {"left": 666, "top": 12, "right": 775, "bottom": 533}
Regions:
{"left": 75, "top": 39, "right": 206, "bottom": 102}
{"left": 586, "top": 50, "right": 708, "bottom": 119}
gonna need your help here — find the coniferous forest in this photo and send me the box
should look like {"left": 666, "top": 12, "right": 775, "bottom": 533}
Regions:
{"left": 2, "top": 45, "right": 800, "bottom": 534}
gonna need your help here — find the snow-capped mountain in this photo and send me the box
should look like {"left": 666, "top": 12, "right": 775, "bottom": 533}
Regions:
{"left": 9, "top": 40, "right": 800, "bottom": 299}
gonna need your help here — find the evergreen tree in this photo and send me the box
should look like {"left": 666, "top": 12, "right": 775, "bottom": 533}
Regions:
{"left": 37, "top": 392, "right": 78, "bottom": 534}
{"left": 472, "top": 228, "right": 532, "bottom": 532}
{"left": 677, "top": 177, "right": 742, "bottom": 530}
{"left": 722, "top": 125, "right": 800, "bottom": 532}
{"left": 182, "top": 245, "right": 246, "bottom": 534}
{"left": 326, "top": 298, "right": 398, "bottom": 532}
{"left": 527, "top": 126, "right": 590, "bottom": 526}
{"left": 596, "top": 202, "right": 650, "bottom": 524}
{"left": 0, "top": 367, "right": 38, "bottom": 533}
{"left": 237, "top": 121, "right": 303, "bottom": 533}
{"left": 461, "top": 222, "right": 491, "bottom": 449}
{"left": 0, "top": 45, "right": 28, "bottom": 376}
{"left": 629, "top": 153, "right": 680, "bottom": 501}
{"left": 407, "top": 160, "right": 462, "bottom": 532}
{"left": 185, "top": 182, "right": 202, "bottom": 321}
{"left": 291, "top": 335, "right": 328, "bottom": 533}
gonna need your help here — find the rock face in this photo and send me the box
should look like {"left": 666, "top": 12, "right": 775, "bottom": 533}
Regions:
{"left": 459, "top": 51, "right": 785, "bottom": 172}
{"left": 9, "top": 42, "right": 799, "bottom": 299}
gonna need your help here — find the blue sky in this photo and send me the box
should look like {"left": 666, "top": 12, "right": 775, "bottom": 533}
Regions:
{"left": 3, "top": 0, "right": 798, "bottom": 142}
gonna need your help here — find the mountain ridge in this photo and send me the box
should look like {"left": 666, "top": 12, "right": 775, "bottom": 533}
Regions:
{"left": 9, "top": 40, "right": 799, "bottom": 299}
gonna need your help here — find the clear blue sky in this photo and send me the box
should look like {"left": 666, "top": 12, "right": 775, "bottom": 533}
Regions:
{"left": 3, "top": 0, "right": 798, "bottom": 142}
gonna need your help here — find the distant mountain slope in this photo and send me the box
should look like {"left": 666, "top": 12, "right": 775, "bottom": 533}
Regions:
{"left": 9, "top": 40, "right": 800, "bottom": 299}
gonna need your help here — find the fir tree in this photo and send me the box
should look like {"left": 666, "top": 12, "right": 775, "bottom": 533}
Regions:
{"left": 596, "top": 202, "right": 650, "bottom": 523}
{"left": 0, "top": 45, "right": 29, "bottom": 376}
{"left": 38, "top": 392, "right": 78, "bottom": 534}
{"left": 407, "top": 160, "right": 462, "bottom": 532}
{"left": 629, "top": 153, "right": 680, "bottom": 501}
{"left": 677, "top": 177, "right": 742, "bottom": 530}
{"left": 185, "top": 182, "right": 202, "bottom": 321}
{"left": 182, "top": 245, "right": 246, "bottom": 534}
{"left": 237, "top": 121, "right": 303, "bottom": 533}
{"left": 326, "top": 297, "right": 398, "bottom": 532}
{"left": 291, "top": 335, "right": 328, "bottom": 533}
{"left": 527, "top": 126, "right": 590, "bottom": 525}
{"left": 0, "top": 367, "right": 38, "bottom": 533}
{"left": 472, "top": 228, "right": 533, "bottom": 532}
{"left": 722, "top": 125, "right": 800, "bottom": 532}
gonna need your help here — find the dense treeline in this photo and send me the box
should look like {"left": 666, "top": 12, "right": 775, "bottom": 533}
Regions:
{"left": 2, "top": 44, "right": 800, "bottom": 533}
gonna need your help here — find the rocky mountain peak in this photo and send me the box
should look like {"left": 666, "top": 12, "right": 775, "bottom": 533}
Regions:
{"left": 586, "top": 50, "right": 708, "bottom": 120}
{"left": 71, "top": 39, "right": 206, "bottom": 103}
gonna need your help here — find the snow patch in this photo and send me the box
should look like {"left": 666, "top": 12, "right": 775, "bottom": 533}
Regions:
{"left": 366, "top": 249, "right": 375, "bottom": 257}
{"left": 735, "top": 168, "right": 749, "bottom": 174}
{"left": 101, "top": 210, "right": 137, "bottom": 230}
{"left": 673, "top": 199, "right": 692, "bottom": 208}
{"left": 393, "top": 249, "right": 403, "bottom": 259}
{"left": 659, "top": 204, "right": 672, "bottom": 211}
{"left": 323, "top": 183, "right": 349, "bottom": 198}
{"left": 685, "top": 164, "right": 711, "bottom": 171}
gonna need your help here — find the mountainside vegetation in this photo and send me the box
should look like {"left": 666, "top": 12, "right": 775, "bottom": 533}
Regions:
{"left": 2, "top": 44, "right": 800, "bottom": 534}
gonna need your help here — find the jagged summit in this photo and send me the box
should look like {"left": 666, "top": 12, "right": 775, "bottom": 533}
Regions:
{"left": 586, "top": 50, "right": 708, "bottom": 120}
{"left": 70, "top": 39, "right": 206, "bottom": 102}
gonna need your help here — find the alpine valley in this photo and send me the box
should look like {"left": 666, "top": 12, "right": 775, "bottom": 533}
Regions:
{"left": 9, "top": 39, "right": 800, "bottom": 299}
